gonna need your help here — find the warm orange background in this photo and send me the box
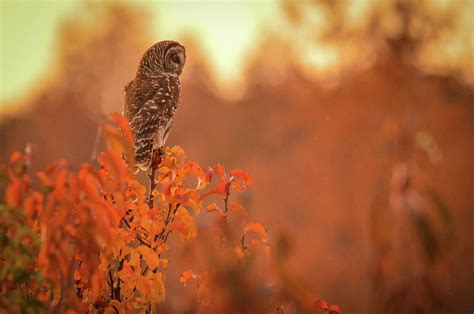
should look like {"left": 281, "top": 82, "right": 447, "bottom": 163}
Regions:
{"left": 1, "top": 2, "right": 472, "bottom": 313}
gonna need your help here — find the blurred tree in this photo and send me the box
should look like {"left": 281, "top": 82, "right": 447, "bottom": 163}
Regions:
{"left": 282, "top": 0, "right": 473, "bottom": 81}
{"left": 0, "top": 3, "right": 151, "bottom": 169}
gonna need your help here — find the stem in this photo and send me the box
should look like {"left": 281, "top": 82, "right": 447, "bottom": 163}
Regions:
{"left": 113, "top": 258, "right": 124, "bottom": 301}
{"left": 223, "top": 181, "right": 231, "bottom": 215}
{"left": 147, "top": 147, "right": 164, "bottom": 208}
{"left": 159, "top": 203, "right": 180, "bottom": 242}
{"left": 121, "top": 217, "right": 152, "bottom": 248}
{"left": 108, "top": 268, "right": 115, "bottom": 299}
{"left": 148, "top": 167, "right": 157, "bottom": 208}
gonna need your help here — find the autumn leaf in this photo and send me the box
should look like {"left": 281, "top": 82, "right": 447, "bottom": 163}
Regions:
{"left": 314, "top": 299, "right": 329, "bottom": 310}
{"left": 206, "top": 202, "right": 219, "bottom": 213}
{"left": 329, "top": 304, "right": 340, "bottom": 314}
{"left": 106, "top": 300, "right": 124, "bottom": 314}
{"left": 9, "top": 151, "right": 23, "bottom": 164}
{"left": 137, "top": 245, "right": 160, "bottom": 269}
{"left": 229, "top": 169, "right": 253, "bottom": 189}
{"left": 0, "top": 115, "right": 338, "bottom": 313}
{"left": 180, "top": 270, "right": 195, "bottom": 287}
{"left": 73, "top": 270, "right": 81, "bottom": 281}
{"left": 5, "top": 178, "right": 23, "bottom": 207}
{"left": 109, "top": 112, "right": 134, "bottom": 147}
{"left": 243, "top": 222, "right": 269, "bottom": 243}
{"left": 171, "top": 206, "right": 197, "bottom": 241}
{"left": 118, "top": 261, "right": 134, "bottom": 283}
{"left": 228, "top": 202, "right": 246, "bottom": 216}
{"left": 212, "top": 164, "right": 226, "bottom": 179}
{"left": 36, "top": 171, "right": 53, "bottom": 189}
{"left": 126, "top": 180, "right": 147, "bottom": 206}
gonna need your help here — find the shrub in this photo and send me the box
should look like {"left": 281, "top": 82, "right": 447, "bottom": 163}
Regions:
{"left": 0, "top": 114, "right": 337, "bottom": 313}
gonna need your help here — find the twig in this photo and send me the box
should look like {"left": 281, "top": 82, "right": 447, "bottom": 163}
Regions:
{"left": 108, "top": 267, "right": 115, "bottom": 299}
{"left": 147, "top": 147, "right": 165, "bottom": 207}
{"left": 113, "top": 258, "right": 124, "bottom": 301}
{"left": 240, "top": 234, "right": 247, "bottom": 250}
{"left": 223, "top": 181, "right": 231, "bottom": 215}
{"left": 90, "top": 119, "right": 104, "bottom": 162}
{"left": 159, "top": 203, "right": 180, "bottom": 243}
{"left": 148, "top": 167, "right": 157, "bottom": 208}
{"left": 121, "top": 217, "right": 152, "bottom": 248}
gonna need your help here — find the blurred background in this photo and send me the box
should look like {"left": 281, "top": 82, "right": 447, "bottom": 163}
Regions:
{"left": 1, "top": 0, "right": 473, "bottom": 313}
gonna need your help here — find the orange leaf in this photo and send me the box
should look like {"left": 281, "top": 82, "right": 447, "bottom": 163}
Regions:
{"left": 171, "top": 206, "right": 197, "bottom": 241}
{"left": 329, "top": 305, "right": 340, "bottom": 314}
{"left": 206, "top": 202, "right": 219, "bottom": 213}
{"left": 243, "top": 222, "right": 268, "bottom": 243}
{"left": 212, "top": 164, "right": 226, "bottom": 179}
{"left": 73, "top": 270, "right": 81, "bottom": 281}
{"left": 229, "top": 169, "right": 253, "bottom": 188}
{"left": 314, "top": 299, "right": 329, "bottom": 311}
{"left": 127, "top": 180, "right": 147, "bottom": 205}
{"left": 137, "top": 245, "right": 160, "bottom": 269}
{"left": 107, "top": 300, "right": 124, "bottom": 314}
{"left": 118, "top": 261, "right": 134, "bottom": 282}
{"left": 229, "top": 202, "right": 246, "bottom": 216}
{"left": 9, "top": 151, "right": 23, "bottom": 164}
{"left": 5, "top": 179, "right": 22, "bottom": 207}
{"left": 36, "top": 171, "right": 53, "bottom": 189}
{"left": 24, "top": 191, "right": 43, "bottom": 219}
{"left": 109, "top": 112, "right": 134, "bottom": 147}
{"left": 180, "top": 269, "right": 194, "bottom": 287}
{"left": 204, "top": 167, "right": 213, "bottom": 183}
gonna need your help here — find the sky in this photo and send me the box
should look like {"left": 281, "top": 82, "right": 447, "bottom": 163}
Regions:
{"left": 0, "top": 0, "right": 283, "bottom": 105}
{"left": 1, "top": 0, "right": 471, "bottom": 107}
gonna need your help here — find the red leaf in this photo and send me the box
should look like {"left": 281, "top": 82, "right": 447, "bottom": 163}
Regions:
{"left": 314, "top": 299, "right": 328, "bottom": 311}
{"left": 24, "top": 191, "right": 43, "bottom": 219}
{"left": 5, "top": 179, "right": 22, "bottom": 207}
{"left": 212, "top": 164, "right": 226, "bottom": 179}
{"left": 329, "top": 305, "right": 340, "bottom": 314}
{"left": 229, "top": 169, "right": 253, "bottom": 187}
{"left": 204, "top": 167, "right": 213, "bottom": 183}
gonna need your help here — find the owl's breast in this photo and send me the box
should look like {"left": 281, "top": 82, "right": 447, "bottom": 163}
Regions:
{"left": 155, "top": 75, "right": 181, "bottom": 121}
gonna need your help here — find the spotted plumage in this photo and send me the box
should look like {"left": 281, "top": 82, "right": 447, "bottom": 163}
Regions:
{"left": 123, "top": 41, "right": 185, "bottom": 171}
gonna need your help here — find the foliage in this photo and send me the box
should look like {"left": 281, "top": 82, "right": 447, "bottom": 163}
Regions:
{"left": 0, "top": 205, "right": 47, "bottom": 313}
{"left": 0, "top": 113, "right": 338, "bottom": 313}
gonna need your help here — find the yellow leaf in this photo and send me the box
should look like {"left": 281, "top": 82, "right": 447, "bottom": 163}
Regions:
{"left": 149, "top": 271, "right": 166, "bottom": 303}
{"left": 137, "top": 245, "right": 160, "bottom": 269}
{"left": 171, "top": 206, "right": 197, "bottom": 241}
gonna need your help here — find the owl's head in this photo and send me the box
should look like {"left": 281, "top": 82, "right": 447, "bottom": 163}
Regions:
{"left": 139, "top": 40, "right": 186, "bottom": 77}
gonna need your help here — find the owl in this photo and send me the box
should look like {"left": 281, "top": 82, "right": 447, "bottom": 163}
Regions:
{"left": 123, "top": 41, "right": 186, "bottom": 172}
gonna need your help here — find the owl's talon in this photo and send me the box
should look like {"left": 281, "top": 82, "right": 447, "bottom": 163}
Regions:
{"left": 150, "top": 147, "right": 165, "bottom": 169}
{"left": 157, "top": 147, "right": 165, "bottom": 158}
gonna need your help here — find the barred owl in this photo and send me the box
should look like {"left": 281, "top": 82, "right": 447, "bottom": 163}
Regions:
{"left": 123, "top": 40, "right": 186, "bottom": 172}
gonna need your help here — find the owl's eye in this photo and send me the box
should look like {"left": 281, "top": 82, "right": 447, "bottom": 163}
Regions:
{"left": 171, "top": 55, "right": 180, "bottom": 64}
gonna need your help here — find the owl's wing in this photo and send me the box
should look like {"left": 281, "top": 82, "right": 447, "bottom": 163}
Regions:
{"left": 125, "top": 77, "right": 172, "bottom": 169}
